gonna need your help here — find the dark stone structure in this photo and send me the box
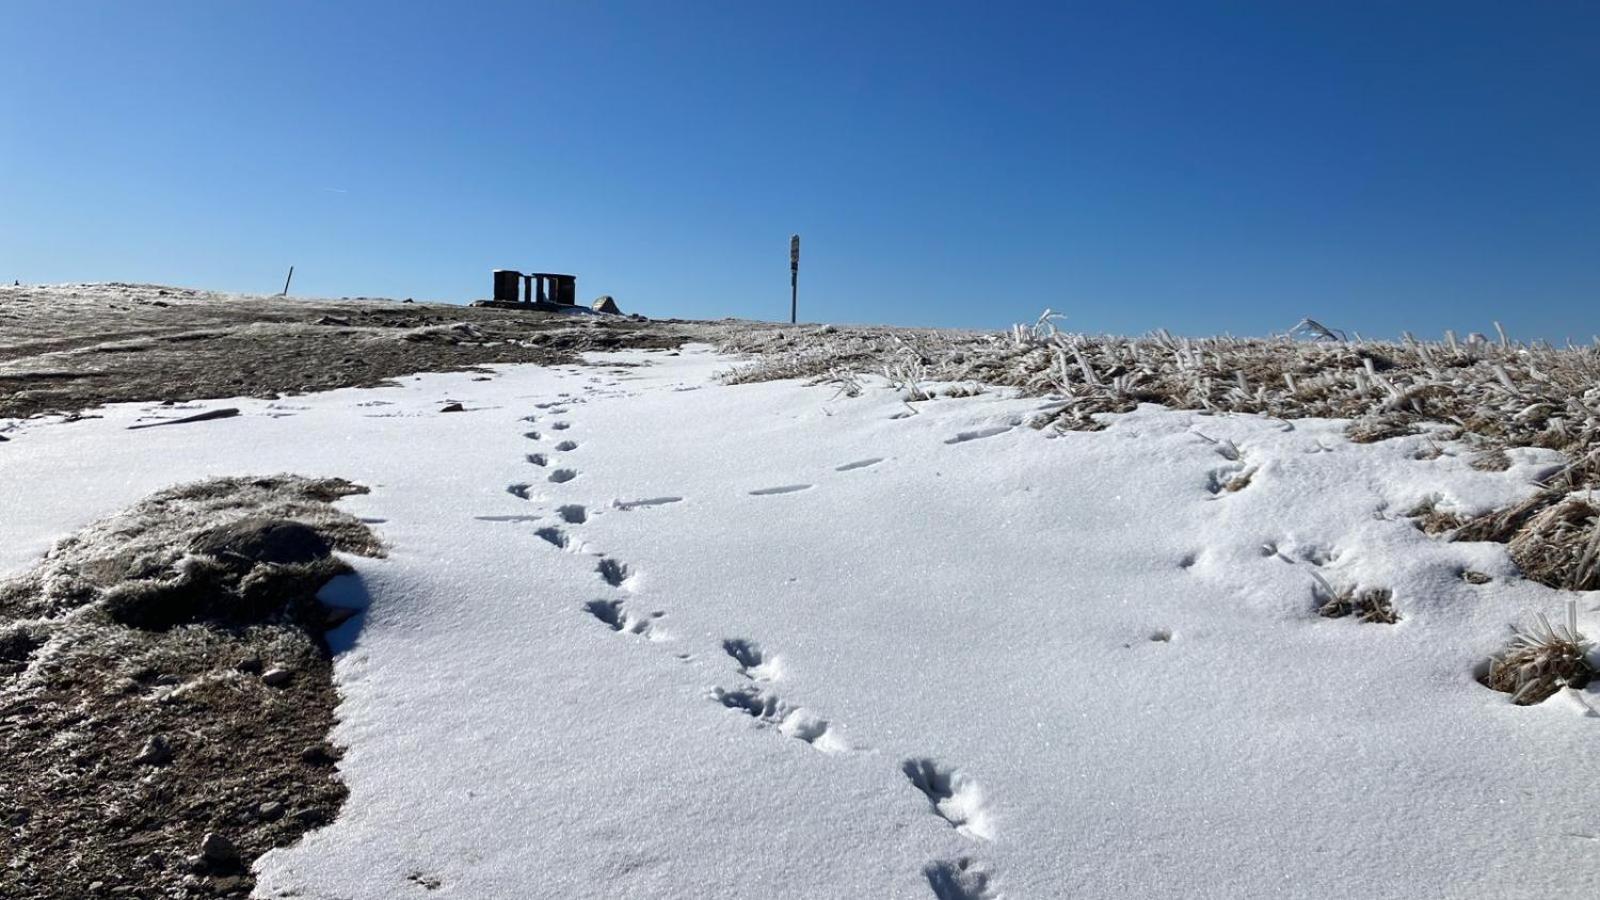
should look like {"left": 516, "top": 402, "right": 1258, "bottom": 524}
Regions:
{"left": 491, "top": 270, "right": 576, "bottom": 307}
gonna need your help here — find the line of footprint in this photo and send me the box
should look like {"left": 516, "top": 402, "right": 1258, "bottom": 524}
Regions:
{"left": 506, "top": 395, "right": 1009, "bottom": 897}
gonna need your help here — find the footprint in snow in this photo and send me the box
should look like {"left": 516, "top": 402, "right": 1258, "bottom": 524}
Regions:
{"left": 722, "top": 639, "right": 782, "bottom": 681}
{"left": 557, "top": 504, "right": 587, "bottom": 524}
{"left": 527, "top": 453, "right": 548, "bottom": 467}
{"left": 535, "top": 526, "right": 570, "bottom": 549}
{"left": 924, "top": 858, "right": 997, "bottom": 900}
{"left": 523, "top": 430, "right": 541, "bottom": 440}
{"left": 506, "top": 483, "right": 534, "bottom": 500}
{"left": 548, "top": 469, "right": 578, "bottom": 484}
{"left": 584, "top": 599, "right": 658, "bottom": 636}
{"left": 902, "top": 758, "right": 995, "bottom": 840}
{"left": 550, "top": 421, "right": 571, "bottom": 431}
{"left": 597, "top": 558, "right": 631, "bottom": 588}
{"left": 711, "top": 686, "right": 846, "bottom": 752}
{"left": 750, "top": 484, "right": 813, "bottom": 496}
{"left": 555, "top": 440, "right": 578, "bottom": 452}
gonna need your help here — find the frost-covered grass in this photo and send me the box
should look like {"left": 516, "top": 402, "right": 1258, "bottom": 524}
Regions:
{"left": 719, "top": 316, "right": 1600, "bottom": 590}
{"left": 718, "top": 313, "right": 1600, "bottom": 452}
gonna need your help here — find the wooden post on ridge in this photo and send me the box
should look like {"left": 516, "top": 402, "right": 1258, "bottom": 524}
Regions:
{"left": 789, "top": 234, "right": 799, "bottom": 324}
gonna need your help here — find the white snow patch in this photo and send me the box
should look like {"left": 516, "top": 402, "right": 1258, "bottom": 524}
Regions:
{"left": 1, "top": 344, "right": 1595, "bottom": 898}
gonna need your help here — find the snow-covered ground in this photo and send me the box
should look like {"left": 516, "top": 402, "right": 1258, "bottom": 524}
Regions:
{"left": 2, "top": 346, "right": 1597, "bottom": 898}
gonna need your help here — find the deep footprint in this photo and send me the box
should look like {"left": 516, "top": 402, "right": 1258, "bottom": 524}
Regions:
{"left": 722, "top": 639, "right": 781, "bottom": 680}
{"left": 548, "top": 469, "right": 578, "bottom": 484}
{"left": 557, "top": 504, "right": 587, "bottom": 524}
{"left": 506, "top": 483, "right": 533, "bottom": 500}
{"left": 535, "top": 527, "right": 568, "bottom": 549}
{"left": 584, "top": 599, "right": 650, "bottom": 636}
{"left": 597, "top": 558, "right": 630, "bottom": 587}
{"left": 924, "top": 858, "right": 997, "bottom": 900}
{"left": 527, "top": 453, "right": 548, "bottom": 467}
{"left": 711, "top": 686, "right": 843, "bottom": 751}
{"left": 903, "top": 758, "right": 995, "bottom": 840}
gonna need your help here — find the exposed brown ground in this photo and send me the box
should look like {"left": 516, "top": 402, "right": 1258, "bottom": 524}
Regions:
{"left": 0, "top": 475, "right": 381, "bottom": 899}
{"left": 0, "top": 283, "right": 696, "bottom": 420}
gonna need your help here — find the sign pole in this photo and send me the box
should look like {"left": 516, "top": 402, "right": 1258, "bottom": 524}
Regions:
{"left": 789, "top": 234, "right": 799, "bottom": 324}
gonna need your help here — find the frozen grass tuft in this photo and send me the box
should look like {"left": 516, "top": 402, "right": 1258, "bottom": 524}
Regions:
{"left": 715, "top": 314, "right": 1600, "bottom": 455}
{"left": 1311, "top": 572, "right": 1398, "bottom": 624}
{"left": 1482, "top": 599, "right": 1595, "bottom": 705}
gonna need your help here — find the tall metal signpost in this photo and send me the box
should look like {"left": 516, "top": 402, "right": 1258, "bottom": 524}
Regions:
{"left": 789, "top": 233, "right": 800, "bottom": 324}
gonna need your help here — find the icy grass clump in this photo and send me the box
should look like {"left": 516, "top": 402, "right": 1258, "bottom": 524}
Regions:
{"left": 715, "top": 314, "right": 1600, "bottom": 462}
{"left": 1482, "top": 599, "right": 1597, "bottom": 705}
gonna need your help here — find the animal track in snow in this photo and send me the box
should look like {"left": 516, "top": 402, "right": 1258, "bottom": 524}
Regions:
{"left": 535, "top": 527, "right": 569, "bottom": 549}
{"left": 526, "top": 453, "right": 548, "bottom": 467}
{"left": 722, "top": 639, "right": 782, "bottom": 681}
{"left": 945, "top": 425, "right": 1012, "bottom": 444}
{"left": 506, "top": 483, "right": 534, "bottom": 500}
{"left": 924, "top": 858, "right": 997, "bottom": 900}
{"left": 555, "top": 440, "right": 578, "bottom": 452}
{"left": 613, "top": 496, "right": 683, "bottom": 511}
{"left": 710, "top": 686, "right": 846, "bottom": 752}
{"left": 835, "top": 458, "right": 884, "bottom": 472}
{"left": 557, "top": 504, "right": 587, "bottom": 524}
{"left": 750, "top": 484, "right": 813, "bottom": 496}
{"left": 597, "top": 558, "right": 631, "bottom": 588}
{"left": 550, "top": 421, "right": 571, "bottom": 431}
{"left": 584, "top": 599, "right": 655, "bottom": 636}
{"left": 902, "top": 758, "right": 995, "bottom": 840}
{"left": 548, "top": 469, "right": 578, "bottom": 484}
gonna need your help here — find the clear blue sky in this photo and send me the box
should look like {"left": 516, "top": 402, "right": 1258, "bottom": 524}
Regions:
{"left": 3, "top": 2, "right": 1596, "bottom": 340}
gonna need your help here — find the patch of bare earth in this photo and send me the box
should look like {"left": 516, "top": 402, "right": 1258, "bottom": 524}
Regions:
{"left": 0, "top": 283, "right": 694, "bottom": 420}
{"left": 0, "top": 475, "right": 381, "bottom": 898}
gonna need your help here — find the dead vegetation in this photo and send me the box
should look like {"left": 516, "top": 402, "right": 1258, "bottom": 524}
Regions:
{"left": 1481, "top": 601, "right": 1595, "bottom": 705}
{"left": 714, "top": 315, "right": 1600, "bottom": 464}
{"left": 1311, "top": 573, "right": 1399, "bottom": 624}
{"left": 0, "top": 474, "right": 381, "bottom": 898}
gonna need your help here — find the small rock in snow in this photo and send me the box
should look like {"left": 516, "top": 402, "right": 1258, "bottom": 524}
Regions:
{"left": 257, "top": 800, "right": 285, "bottom": 821}
{"left": 261, "top": 667, "right": 292, "bottom": 687}
{"left": 235, "top": 656, "right": 263, "bottom": 674}
{"left": 440, "top": 402, "right": 465, "bottom": 413}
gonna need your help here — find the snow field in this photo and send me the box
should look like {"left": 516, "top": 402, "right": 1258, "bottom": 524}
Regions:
{"left": 2, "top": 346, "right": 1596, "bottom": 899}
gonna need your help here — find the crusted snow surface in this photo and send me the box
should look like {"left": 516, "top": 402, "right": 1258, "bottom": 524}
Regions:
{"left": 2, "top": 346, "right": 1596, "bottom": 898}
